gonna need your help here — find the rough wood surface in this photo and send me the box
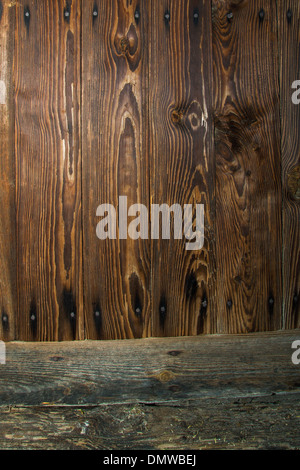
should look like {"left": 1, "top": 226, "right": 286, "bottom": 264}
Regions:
{"left": 212, "top": 0, "right": 282, "bottom": 333}
{"left": 0, "top": 331, "right": 300, "bottom": 450}
{"left": 149, "top": 0, "right": 216, "bottom": 337}
{"left": 82, "top": 0, "right": 151, "bottom": 340}
{"left": 0, "top": 331, "right": 299, "bottom": 406}
{"left": 0, "top": 1, "right": 16, "bottom": 341}
{"left": 14, "top": 0, "right": 83, "bottom": 340}
{"left": 0, "top": 393, "right": 299, "bottom": 450}
{"left": 278, "top": 0, "right": 300, "bottom": 329}
{"left": 0, "top": 0, "right": 298, "bottom": 340}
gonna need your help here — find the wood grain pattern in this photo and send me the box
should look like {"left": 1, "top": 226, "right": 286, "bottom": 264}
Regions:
{"left": 0, "top": 331, "right": 299, "bottom": 406}
{"left": 150, "top": 0, "right": 216, "bottom": 337}
{"left": 0, "top": 0, "right": 298, "bottom": 341}
{"left": 0, "top": 1, "right": 16, "bottom": 341}
{"left": 14, "top": 0, "right": 83, "bottom": 340}
{"left": 1, "top": 394, "right": 300, "bottom": 449}
{"left": 0, "top": 331, "right": 299, "bottom": 449}
{"left": 212, "top": 0, "right": 282, "bottom": 333}
{"left": 82, "top": 0, "right": 151, "bottom": 339}
{"left": 278, "top": 0, "right": 300, "bottom": 329}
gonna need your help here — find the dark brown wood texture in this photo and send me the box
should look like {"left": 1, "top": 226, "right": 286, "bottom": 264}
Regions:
{"left": 82, "top": 0, "right": 151, "bottom": 339}
{"left": 279, "top": 0, "right": 300, "bottom": 329}
{"left": 0, "top": 0, "right": 298, "bottom": 340}
{"left": 212, "top": 0, "right": 282, "bottom": 333}
{"left": 0, "top": 1, "right": 16, "bottom": 341}
{"left": 149, "top": 0, "right": 216, "bottom": 337}
{"left": 14, "top": 0, "right": 83, "bottom": 340}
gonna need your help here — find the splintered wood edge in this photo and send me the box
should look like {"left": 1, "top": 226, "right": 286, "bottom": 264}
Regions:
{"left": 0, "top": 330, "right": 299, "bottom": 407}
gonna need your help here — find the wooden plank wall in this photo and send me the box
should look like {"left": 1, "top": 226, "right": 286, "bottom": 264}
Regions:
{"left": 149, "top": 0, "right": 216, "bottom": 337}
{"left": 82, "top": 0, "right": 151, "bottom": 340}
{"left": 0, "top": 0, "right": 298, "bottom": 340}
{"left": 0, "top": 0, "right": 16, "bottom": 341}
{"left": 212, "top": 0, "right": 282, "bottom": 333}
{"left": 279, "top": 1, "right": 300, "bottom": 329}
{"left": 14, "top": 0, "right": 83, "bottom": 341}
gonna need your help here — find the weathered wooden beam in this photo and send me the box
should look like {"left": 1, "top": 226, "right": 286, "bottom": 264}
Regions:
{"left": 1, "top": 393, "right": 300, "bottom": 450}
{"left": 0, "top": 331, "right": 299, "bottom": 407}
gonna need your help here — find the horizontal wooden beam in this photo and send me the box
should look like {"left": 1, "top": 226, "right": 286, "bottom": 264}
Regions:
{"left": 1, "top": 331, "right": 299, "bottom": 407}
{"left": 1, "top": 393, "right": 300, "bottom": 450}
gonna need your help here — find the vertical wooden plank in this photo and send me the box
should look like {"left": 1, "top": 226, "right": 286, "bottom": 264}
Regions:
{"left": 212, "top": 0, "right": 282, "bottom": 332}
{"left": 82, "top": 0, "right": 151, "bottom": 339}
{"left": 0, "top": 1, "right": 16, "bottom": 341}
{"left": 15, "top": 0, "right": 83, "bottom": 340}
{"left": 150, "top": 0, "right": 216, "bottom": 337}
{"left": 278, "top": 1, "right": 300, "bottom": 329}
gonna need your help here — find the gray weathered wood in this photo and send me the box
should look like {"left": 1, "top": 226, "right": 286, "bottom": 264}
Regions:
{"left": 0, "top": 331, "right": 299, "bottom": 406}
{"left": 0, "top": 393, "right": 300, "bottom": 449}
{"left": 0, "top": 393, "right": 300, "bottom": 450}
{"left": 0, "top": 331, "right": 300, "bottom": 449}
